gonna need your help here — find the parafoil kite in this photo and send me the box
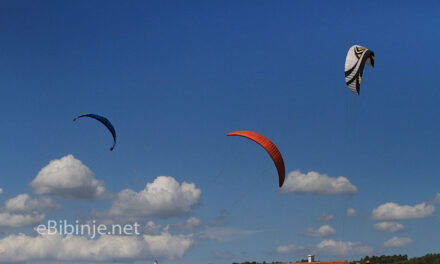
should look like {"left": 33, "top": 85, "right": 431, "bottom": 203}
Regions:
{"left": 73, "top": 113, "right": 117, "bottom": 151}
{"left": 345, "top": 45, "right": 375, "bottom": 94}
{"left": 227, "top": 130, "right": 285, "bottom": 187}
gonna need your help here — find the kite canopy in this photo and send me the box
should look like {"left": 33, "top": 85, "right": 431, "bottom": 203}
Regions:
{"left": 227, "top": 130, "right": 285, "bottom": 187}
{"left": 73, "top": 113, "right": 116, "bottom": 151}
{"left": 345, "top": 45, "right": 375, "bottom": 94}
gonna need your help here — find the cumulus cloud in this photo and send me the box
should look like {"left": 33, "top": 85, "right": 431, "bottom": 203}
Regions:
{"left": 109, "top": 176, "right": 201, "bottom": 219}
{"left": 316, "top": 240, "right": 374, "bottom": 257}
{"left": 346, "top": 208, "right": 357, "bottom": 216}
{"left": 383, "top": 237, "right": 413, "bottom": 248}
{"left": 0, "top": 230, "right": 195, "bottom": 262}
{"left": 0, "top": 194, "right": 60, "bottom": 228}
{"left": 5, "top": 194, "right": 60, "bottom": 213}
{"left": 198, "top": 227, "right": 260, "bottom": 242}
{"left": 281, "top": 170, "right": 358, "bottom": 195}
{"left": 277, "top": 240, "right": 373, "bottom": 258}
{"left": 142, "top": 221, "right": 166, "bottom": 236}
{"left": 29, "top": 155, "right": 111, "bottom": 200}
{"left": 303, "top": 225, "right": 336, "bottom": 237}
{"left": 172, "top": 217, "right": 201, "bottom": 230}
{"left": 0, "top": 212, "right": 45, "bottom": 228}
{"left": 432, "top": 193, "right": 440, "bottom": 204}
{"left": 372, "top": 202, "right": 435, "bottom": 220}
{"left": 143, "top": 232, "right": 194, "bottom": 259}
{"left": 0, "top": 188, "right": 3, "bottom": 194}
{"left": 373, "top": 222, "right": 404, "bottom": 233}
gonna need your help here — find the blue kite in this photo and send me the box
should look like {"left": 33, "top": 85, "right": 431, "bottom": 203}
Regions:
{"left": 73, "top": 113, "right": 117, "bottom": 151}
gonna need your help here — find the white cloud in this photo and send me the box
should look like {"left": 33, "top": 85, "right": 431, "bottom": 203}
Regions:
{"left": 0, "top": 212, "right": 45, "bottom": 228}
{"left": 373, "top": 222, "right": 404, "bottom": 233}
{"left": 143, "top": 232, "right": 195, "bottom": 259}
{"left": 0, "top": 194, "right": 55, "bottom": 228}
{"left": 276, "top": 244, "right": 312, "bottom": 255}
{"left": 277, "top": 240, "right": 373, "bottom": 258}
{"left": 0, "top": 188, "right": 3, "bottom": 194}
{"left": 142, "top": 221, "right": 165, "bottom": 236}
{"left": 5, "top": 194, "right": 60, "bottom": 213}
{"left": 198, "top": 227, "right": 259, "bottom": 242}
{"left": 372, "top": 202, "right": 435, "bottom": 220}
{"left": 433, "top": 193, "right": 440, "bottom": 204}
{"left": 0, "top": 230, "right": 195, "bottom": 262}
{"left": 281, "top": 170, "right": 358, "bottom": 195}
{"left": 109, "top": 176, "right": 201, "bottom": 219}
{"left": 303, "top": 225, "right": 336, "bottom": 237}
{"left": 346, "top": 208, "right": 357, "bottom": 216}
{"left": 29, "top": 155, "right": 111, "bottom": 200}
{"left": 317, "top": 213, "right": 334, "bottom": 222}
{"left": 383, "top": 237, "right": 413, "bottom": 248}
{"left": 316, "top": 240, "right": 374, "bottom": 257}
{"left": 172, "top": 217, "right": 201, "bottom": 230}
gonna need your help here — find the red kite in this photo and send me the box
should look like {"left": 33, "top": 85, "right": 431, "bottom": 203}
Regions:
{"left": 227, "top": 130, "right": 285, "bottom": 187}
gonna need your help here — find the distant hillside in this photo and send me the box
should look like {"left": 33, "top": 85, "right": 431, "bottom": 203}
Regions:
{"left": 233, "top": 254, "right": 440, "bottom": 264}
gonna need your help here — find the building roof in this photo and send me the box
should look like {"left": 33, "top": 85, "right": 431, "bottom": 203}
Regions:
{"left": 279, "top": 261, "right": 348, "bottom": 264}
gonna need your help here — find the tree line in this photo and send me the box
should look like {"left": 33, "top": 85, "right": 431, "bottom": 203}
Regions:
{"left": 233, "top": 254, "right": 440, "bottom": 264}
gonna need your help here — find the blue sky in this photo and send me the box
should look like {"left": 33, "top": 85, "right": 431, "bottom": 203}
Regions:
{"left": 0, "top": 1, "right": 439, "bottom": 263}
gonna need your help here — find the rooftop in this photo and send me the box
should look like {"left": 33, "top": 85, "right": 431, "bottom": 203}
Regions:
{"left": 279, "top": 261, "right": 348, "bottom": 264}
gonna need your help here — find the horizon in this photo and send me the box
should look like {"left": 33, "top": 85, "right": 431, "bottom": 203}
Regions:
{"left": 0, "top": 1, "right": 439, "bottom": 263}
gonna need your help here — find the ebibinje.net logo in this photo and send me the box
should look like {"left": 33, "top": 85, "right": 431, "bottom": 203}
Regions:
{"left": 36, "top": 220, "right": 141, "bottom": 239}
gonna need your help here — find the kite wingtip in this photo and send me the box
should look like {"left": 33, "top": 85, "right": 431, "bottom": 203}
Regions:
{"left": 279, "top": 175, "right": 285, "bottom": 188}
